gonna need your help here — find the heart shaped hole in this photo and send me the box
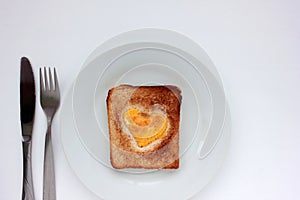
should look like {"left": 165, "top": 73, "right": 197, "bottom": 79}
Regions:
{"left": 123, "top": 108, "right": 168, "bottom": 147}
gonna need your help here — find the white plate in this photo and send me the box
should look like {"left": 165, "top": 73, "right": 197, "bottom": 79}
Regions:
{"left": 72, "top": 42, "right": 226, "bottom": 171}
{"left": 61, "top": 29, "right": 231, "bottom": 199}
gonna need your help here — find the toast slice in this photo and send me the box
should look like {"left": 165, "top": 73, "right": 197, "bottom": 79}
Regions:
{"left": 106, "top": 85, "right": 181, "bottom": 169}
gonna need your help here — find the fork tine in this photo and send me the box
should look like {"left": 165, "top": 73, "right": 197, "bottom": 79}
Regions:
{"left": 44, "top": 67, "right": 49, "bottom": 91}
{"left": 49, "top": 68, "right": 54, "bottom": 91}
{"left": 39, "top": 68, "right": 44, "bottom": 92}
{"left": 54, "top": 68, "right": 59, "bottom": 92}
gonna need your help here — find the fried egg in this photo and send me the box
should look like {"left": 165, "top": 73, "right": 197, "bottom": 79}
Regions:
{"left": 123, "top": 107, "right": 168, "bottom": 148}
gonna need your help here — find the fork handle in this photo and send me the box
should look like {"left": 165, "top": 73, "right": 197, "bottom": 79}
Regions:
{"left": 22, "top": 140, "right": 35, "bottom": 200}
{"left": 43, "top": 126, "right": 56, "bottom": 200}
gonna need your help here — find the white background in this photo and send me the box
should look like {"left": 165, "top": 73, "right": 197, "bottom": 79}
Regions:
{"left": 0, "top": 0, "right": 299, "bottom": 199}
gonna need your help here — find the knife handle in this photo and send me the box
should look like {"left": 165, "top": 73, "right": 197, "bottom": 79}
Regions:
{"left": 43, "top": 126, "right": 56, "bottom": 200}
{"left": 22, "top": 140, "right": 35, "bottom": 200}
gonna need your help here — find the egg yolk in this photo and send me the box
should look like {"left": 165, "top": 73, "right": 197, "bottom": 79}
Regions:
{"left": 124, "top": 108, "right": 168, "bottom": 147}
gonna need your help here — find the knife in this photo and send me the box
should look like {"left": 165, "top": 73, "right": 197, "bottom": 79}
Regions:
{"left": 20, "top": 57, "right": 36, "bottom": 200}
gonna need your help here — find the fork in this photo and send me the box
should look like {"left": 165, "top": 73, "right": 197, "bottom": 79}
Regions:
{"left": 40, "top": 67, "right": 60, "bottom": 200}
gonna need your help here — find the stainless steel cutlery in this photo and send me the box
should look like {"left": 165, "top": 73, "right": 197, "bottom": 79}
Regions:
{"left": 40, "top": 67, "right": 60, "bottom": 200}
{"left": 20, "top": 58, "right": 60, "bottom": 200}
{"left": 20, "top": 57, "right": 36, "bottom": 200}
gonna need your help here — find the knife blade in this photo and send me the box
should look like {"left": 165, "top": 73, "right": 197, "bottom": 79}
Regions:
{"left": 20, "top": 57, "right": 36, "bottom": 200}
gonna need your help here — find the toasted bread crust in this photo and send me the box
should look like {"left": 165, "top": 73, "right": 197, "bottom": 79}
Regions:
{"left": 107, "top": 85, "right": 181, "bottom": 169}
